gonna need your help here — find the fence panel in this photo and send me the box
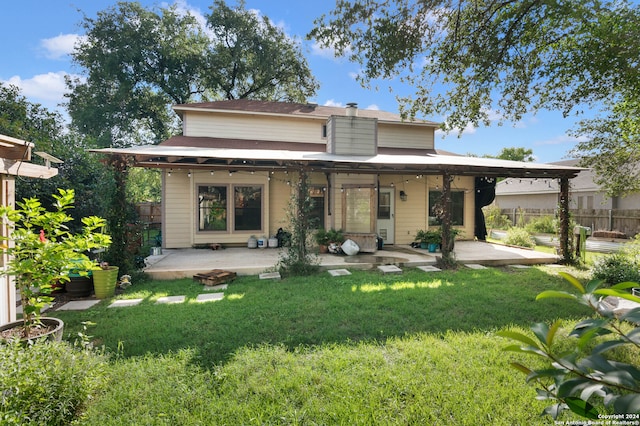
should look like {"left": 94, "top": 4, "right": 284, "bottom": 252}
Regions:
{"left": 498, "top": 208, "right": 640, "bottom": 237}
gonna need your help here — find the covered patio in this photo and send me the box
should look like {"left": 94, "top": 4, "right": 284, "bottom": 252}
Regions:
{"left": 143, "top": 241, "right": 560, "bottom": 279}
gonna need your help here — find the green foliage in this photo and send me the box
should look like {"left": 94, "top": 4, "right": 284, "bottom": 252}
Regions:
{"left": 0, "top": 82, "right": 114, "bottom": 227}
{"left": 314, "top": 228, "right": 344, "bottom": 246}
{"left": 524, "top": 215, "right": 557, "bottom": 234}
{"left": 504, "top": 227, "right": 536, "bottom": 248}
{"left": 0, "top": 339, "right": 108, "bottom": 425}
{"left": 310, "top": 0, "right": 640, "bottom": 196}
{"left": 483, "top": 205, "right": 512, "bottom": 231}
{"left": 499, "top": 272, "right": 640, "bottom": 419}
{"left": 0, "top": 189, "right": 110, "bottom": 336}
{"left": 485, "top": 146, "right": 535, "bottom": 162}
{"left": 68, "top": 0, "right": 318, "bottom": 147}
{"left": 126, "top": 168, "right": 161, "bottom": 203}
{"left": 414, "top": 229, "right": 441, "bottom": 244}
{"left": 277, "top": 170, "right": 319, "bottom": 276}
{"left": 591, "top": 253, "right": 640, "bottom": 286}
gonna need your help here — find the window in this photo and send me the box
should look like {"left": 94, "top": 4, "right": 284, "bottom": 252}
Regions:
{"left": 234, "top": 186, "right": 262, "bottom": 231}
{"left": 309, "top": 186, "right": 325, "bottom": 228}
{"left": 343, "top": 186, "right": 374, "bottom": 232}
{"left": 321, "top": 124, "right": 327, "bottom": 138}
{"left": 198, "top": 186, "right": 227, "bottom": 231}
{"left": 378, "top": 191, "right": 391, "bottom": 220}
{"left": 428, "top": 190, "right": 464, "bottom": 226}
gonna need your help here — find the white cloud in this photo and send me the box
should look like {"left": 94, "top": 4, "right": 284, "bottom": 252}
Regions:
{"left": 311, "top": 40, "right": 339, "bottom": 59}
{"left": 365, "top": 104, "right": 380, "bottom": 110}
{"left": 40, "top": 34, "right": 82, "bottom": 60}
{"left": 2, "top": 72, "right": 79, "bottom": 109}
{"left": 534, "top": 134, "right": 588, "bottom": 146}
{"left": 323, "top": 99, "right": 344, "bottom": 107}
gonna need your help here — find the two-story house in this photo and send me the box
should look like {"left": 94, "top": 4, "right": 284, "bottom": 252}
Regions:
{"left": 94, "top": 100, "right": 582, "bottom": 250}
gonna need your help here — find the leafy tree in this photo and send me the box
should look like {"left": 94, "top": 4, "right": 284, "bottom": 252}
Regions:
{"left": 0, "top": 83, "right": 113, "bottom": 228}
{"left": 499, "top": 272, "right": 640, "bottom": 419}
{"left": 489, "top": 147, "right": 535, "bottom": 162}
{"left": 309, "top": 0, "right": 640, "bottom": 195}
{"left": 67, "top": 0, "right": 319, "bottom": 148}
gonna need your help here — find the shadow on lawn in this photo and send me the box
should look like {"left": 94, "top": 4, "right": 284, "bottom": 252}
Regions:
{"left": 53, "top": 266, "right": 591, "bottom": 368}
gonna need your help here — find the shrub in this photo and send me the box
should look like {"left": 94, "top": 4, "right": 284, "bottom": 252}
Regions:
{"left": 499, "top": 273, "right": 640, "bottom": 420}
{"left": 0, "top": 339, "right": 107, "bottom": 425}
{"left": 524, "top": 215, "right": 556, "bottom": 234}
{"left": 591, "top": 253, "right": 640, "bottom": 286}
{"left": 483, "top": 205, "right": 511, "bottom": 230}
{"left": 504, "top": 227, "right": 536, "bottom": 248}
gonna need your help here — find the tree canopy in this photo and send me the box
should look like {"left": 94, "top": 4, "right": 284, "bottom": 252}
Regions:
{"left": 310, "top": 0, "right": 640, "bottom": 196}
{"left": 66, "top": 0, "right": 319, "bottom": 147}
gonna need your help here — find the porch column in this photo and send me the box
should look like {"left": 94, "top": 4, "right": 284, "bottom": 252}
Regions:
{"left": 558, "top": 177, "right": 571, "bottom": 263}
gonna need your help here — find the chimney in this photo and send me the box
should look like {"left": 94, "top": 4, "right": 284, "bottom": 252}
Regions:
{"left": 346, "top": 102, "right": 358, "bottom": 117}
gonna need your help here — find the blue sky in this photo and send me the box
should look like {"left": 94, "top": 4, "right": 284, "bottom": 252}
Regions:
{"left": 0, "top": 0, "right": 589, "bottom": 162}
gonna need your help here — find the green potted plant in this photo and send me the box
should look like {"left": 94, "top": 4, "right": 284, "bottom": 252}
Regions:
{"left": 92, "top": 261, "right": 119, "bottom": 299}
{"left": 314, "top": 229, "right": 330, "bottom": 253}
{"left": 0, "top": 189, "right": 111, "bottom": 341}
{"left": 415, "top": 229, "right": 441, "bottom": 251}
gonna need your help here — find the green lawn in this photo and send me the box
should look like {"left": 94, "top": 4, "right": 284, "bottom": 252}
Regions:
{"left": 52, "top": 266, "right": 597, "bottom": 425}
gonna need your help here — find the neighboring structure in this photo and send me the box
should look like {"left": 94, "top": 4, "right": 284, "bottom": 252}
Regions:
{"left": 0, "top": 134, "right": 59, "bottom": 326}
{"left": 93, "top": 100, "right": 581, "bottom": 252}
{"left": 495, "top": 159, "right": 640, "bottom": 236}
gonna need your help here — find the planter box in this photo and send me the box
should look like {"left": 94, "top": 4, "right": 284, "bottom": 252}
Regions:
{"left": 342, "top": 233, "right": 377, "bottom": 253}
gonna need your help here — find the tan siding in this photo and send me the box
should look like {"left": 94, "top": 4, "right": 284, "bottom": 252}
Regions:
{"left": 269, "top": 173, "right": 293, "bottom": 234}
{"left": 163, "top": 172, "right": 192, "bottom": 248}
{"left": 184, "top": 111, "right": 327, "bottom": 145}
{"left": 378, "top": 123, "right": 434, "bottom": 150}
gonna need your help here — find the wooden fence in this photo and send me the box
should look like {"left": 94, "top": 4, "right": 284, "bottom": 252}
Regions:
{"left": 136, "top": 202, "right": 162, "bottom": 225}
{"left": 499, "top": 208, "right": 640, "bottom": 237}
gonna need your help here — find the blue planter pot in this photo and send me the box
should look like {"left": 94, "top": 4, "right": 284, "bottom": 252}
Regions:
{"left": 427, "top": 243, "right": 438, "bottom": 253}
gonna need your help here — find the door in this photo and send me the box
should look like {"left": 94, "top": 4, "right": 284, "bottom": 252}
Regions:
{"left": 377, "top": 188, "right": 395, "bottom": 244}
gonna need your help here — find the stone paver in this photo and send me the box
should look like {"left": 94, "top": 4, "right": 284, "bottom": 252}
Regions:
{"left": 108, "top": 298, "right": 144, "bottom": 308}
{"left": 378, "top": 265, "right": 403, "bottom": 274}
{"left": 465, "top": 264, "right": 488, "bottom": 270}
{"left": 203, "top": 283, "right": 228, "bottom": 291}
{"left": 156, "top": 295, "right": 186, "bottom": 304}
{"left": 56, "top": 300, "right": 101, "bottom": 311}
{"left": 196, "top": 293, "right": 224, "bottom": 303}
{"left": 259, "top": 272, "right": 281, "bottom": 280}
{"left": 509, "top": 264, "right": 531, "bottom": 269}
{"left": 417, "top": 265, "right": 442, "bottom": 272}
{"left": 328, "top": 269, "right": 351, "bottom": 276}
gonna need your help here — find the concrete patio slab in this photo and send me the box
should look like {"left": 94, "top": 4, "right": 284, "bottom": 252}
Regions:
{"left": 196, "top": 293, "right": 224, "bottom": 303}
{"left": 259, "top": 272, "right": 281, "bottom": 280}
{"left": 156, "top": 295, "right": 186, "bottom": 304}
{"left": 417, "top": 265, "right": 442, "bottom": 272}
{"left": 328, "top": 269, "right": 351, "bottom": 276}
{"left": 109, "top": 298, "right": 144, "bottom": 308}
{"left": 465, "top": 264, "right": 488, "bottom": 270}
{"left": 56, "top": 300, "right": 100, "bottom": 311}
{"left": 378, "top": 265, "right": 403, "bottom": 274}
{"left": 143, "top": 241, "right": 559, "bottom": 280}
{"left": 202, "top": 284, "right": 228, "bottom": 291}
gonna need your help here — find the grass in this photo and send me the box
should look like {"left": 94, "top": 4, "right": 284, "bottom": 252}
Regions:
{"left": 51, "top": 265, "right": 597, "bottom": 424}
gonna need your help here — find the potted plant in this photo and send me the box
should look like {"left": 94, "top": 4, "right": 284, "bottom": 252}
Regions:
{"left": 314, "top": 229, "right": 330, "bottom": 253}
{"left": 92, "top": 261, "right": 119, "bottom": 299}
{"left": 0, "top": 189, "right": 111, "bottom": 341}
{"left": 415, "top": 229, "right": 441, "bottom": 251}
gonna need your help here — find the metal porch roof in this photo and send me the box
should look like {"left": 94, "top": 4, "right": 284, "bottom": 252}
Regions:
{"left": 90, "top": 145, "right": 582, "bottom": 179}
